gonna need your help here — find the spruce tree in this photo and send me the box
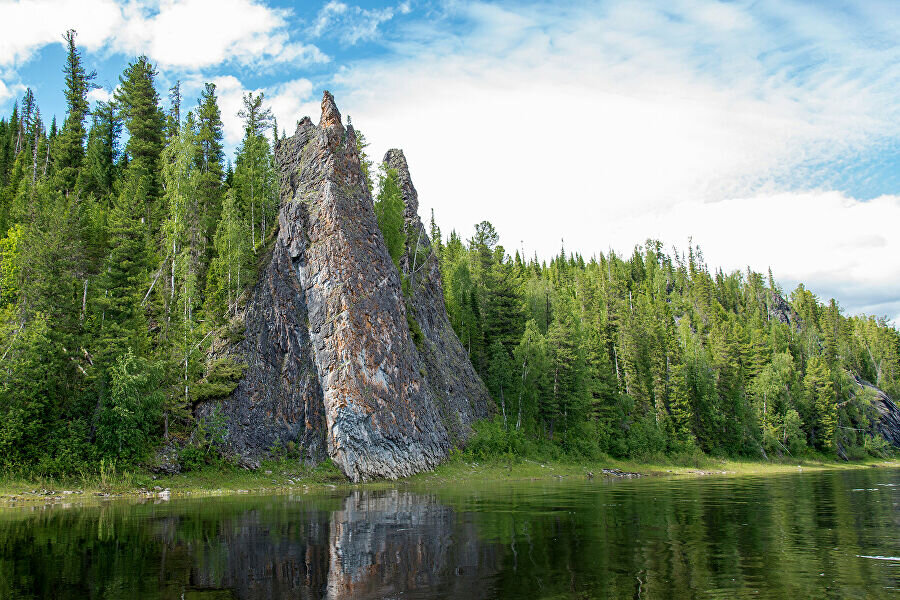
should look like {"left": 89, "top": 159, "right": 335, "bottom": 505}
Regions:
{"left": 194, "top": 83, "right": 225, "bottom": 270}
{"left": 235, "top": 92, "right": 275, "bottom": 249}
{"left": 54, "top": 30, "right": 97, "bottom": 195}
{"left": 94, "top": 169, "right": 152, "bottom": 369}
{"left": 804, "top": 356, "right": 836, "bottom": 452}
{"left": 115, "top": 56, "right": 165, "bottom": 239}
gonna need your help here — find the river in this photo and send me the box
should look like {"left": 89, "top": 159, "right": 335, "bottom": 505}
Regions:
{"left": 0, "top": 467, "right": 897, "bottom": 598}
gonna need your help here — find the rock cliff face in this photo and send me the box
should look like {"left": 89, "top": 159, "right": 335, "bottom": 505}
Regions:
{"left": 383, "top": 148, "right": 493, "bottom": 443}
{"left": 854, "top": 377, "right": 900, "bottom": 449}
{"left": 200, "top": 92, "right": 491, "bottom": 481}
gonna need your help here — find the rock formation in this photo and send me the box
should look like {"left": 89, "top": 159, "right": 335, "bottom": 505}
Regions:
{"left": 383, "top": 148, "right": 492, "bottom": 444}
{"left": 854, "top": 377, "right": 900, "bottom": 449}
{"left": 199, "top": 92, "right": 492, "bottom": 481}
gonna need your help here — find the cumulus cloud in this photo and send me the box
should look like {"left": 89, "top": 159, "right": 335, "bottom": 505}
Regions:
{"left": 86, "top": 87, "right": 115, "bottom": 104}
{"left": 323, "top": 0, "right": 900, "bottom": 320}
{"left": 113, "top": 0, "right": 328, "bottom": 70}
{"left": 268, "top": 78, "right": 320, "bottom": 135}
{"left": 0, "top": 0, "right": 123, "bottom": 68}
{"left": 0, "top": 0, "right": 327, "bottom": 72}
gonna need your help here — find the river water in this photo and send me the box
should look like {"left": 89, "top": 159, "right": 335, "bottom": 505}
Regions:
{"left": 0, "top": 467, "right": 897, "bottom": 598}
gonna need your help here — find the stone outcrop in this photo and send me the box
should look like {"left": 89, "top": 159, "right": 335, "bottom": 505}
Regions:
{"left": 854, "top": 377, "right": 900, "bottom": 449}
{"left": 199, "top": 92, "right": 491, "bottom": 481}
{"left": 383, "top": 148, "right": 493, "bottom": 443}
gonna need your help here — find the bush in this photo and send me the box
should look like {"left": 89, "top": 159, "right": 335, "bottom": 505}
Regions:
{"left": 465, "top": 417, "right": 532, "bottom": 461}
{"left": 864, "top": 434, "right": 894, "bottom": 458}
{"left": 625, "top": 416, "right": 667, "bottom": 459}
{"left": 96, "top": 349, "right": 163, "bottom": 464}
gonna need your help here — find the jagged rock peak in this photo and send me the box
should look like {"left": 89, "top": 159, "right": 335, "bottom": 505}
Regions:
{"left": 200, "top": 92, "right": 491, "bottom": 482}
{"left": 319, "top": 90, "right": 344, "bottom": 132}
{"left": 295, "top": 115, "right": 313, "bottom": 135}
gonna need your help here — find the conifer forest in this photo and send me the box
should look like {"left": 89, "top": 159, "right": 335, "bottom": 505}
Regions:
{"left": 0, "top": 31, "right": 897, "bottom": 479}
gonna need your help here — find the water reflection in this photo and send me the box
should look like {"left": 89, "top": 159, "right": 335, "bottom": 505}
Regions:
{"left": 0, "top": 469, "right": 898, "bottom": 599}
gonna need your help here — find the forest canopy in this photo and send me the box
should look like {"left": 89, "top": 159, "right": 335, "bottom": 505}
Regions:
{"left": 0, "top": 31, "right": 896, "bottom": 477}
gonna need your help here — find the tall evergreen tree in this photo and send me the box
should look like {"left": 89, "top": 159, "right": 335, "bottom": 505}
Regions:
{"left": 53, "top": 30, "right": 97, "bottom": 195}
{"left": 194, "top": 83, "right": 225, "bottom": 271}
{"left": 115, "top": 56, "right": 165, "bottom": 238}
{"left": 235, "top": 92, "right": 275, "bottom": 249}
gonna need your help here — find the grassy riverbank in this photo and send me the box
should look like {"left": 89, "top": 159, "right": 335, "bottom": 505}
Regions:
{"left": 0, "top": 453, "right": 897, "bottom": 507}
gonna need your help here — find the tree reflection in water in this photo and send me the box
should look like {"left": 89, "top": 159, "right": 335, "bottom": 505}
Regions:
{"left": 0, "top": 468, "right": 898, "bottom": 599}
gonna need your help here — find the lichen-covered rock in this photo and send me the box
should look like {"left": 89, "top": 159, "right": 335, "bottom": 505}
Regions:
{"left": 199, "top": 92, "right": 490, "bottom": 481}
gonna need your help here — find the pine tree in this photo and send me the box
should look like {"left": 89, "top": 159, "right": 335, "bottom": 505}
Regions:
{"left": 93, "top": 170, "right": 152, "bottom": 369}
{"left": 77, "top": 101, "right": 120, "bottom": 263}
{"left": 487, "top": 340, "right": 514, "bottom": 429}
{"left": 194, "top": 83, "right": 225, "bottom": 271}
{"left": 546, "top": 298, "right": 586, "bottom": 442}
{"left": 235, "top": 92, "right": 274, "bottom": 249}
{"left": 355, "top": 128, "right": 374, "bottom": 194}
{"left": 115, "top": 56, "right": 165, "bottom": 238}
{"left": 53, "top": 30, "right": 97, "bottom": 195}
{"left": 804, "top": 356, "right": 836, "bottom": 452}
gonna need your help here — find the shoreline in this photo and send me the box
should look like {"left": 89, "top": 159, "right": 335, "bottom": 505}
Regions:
{"left": 0, "top": 455, "right": 897, "bottom": 509}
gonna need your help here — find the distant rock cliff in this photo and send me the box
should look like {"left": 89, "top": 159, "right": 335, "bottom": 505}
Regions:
{"left": 198, "top": 92, "right": 492, "bottom": 481}
{"left": 853, "top": 377, "right": 900, "bottom": 450}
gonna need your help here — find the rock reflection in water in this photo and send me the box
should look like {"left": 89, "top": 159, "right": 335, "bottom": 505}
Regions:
{"left": 166, "top": 489, "right": 492, "bottom": 599}
{"left": 188, "top": 502, "right": 331, "bottom": 598}
{"left": 326, "top": 490, "right": 496, "bottom": 599}
{"left": 1, "top": 469, "right": 899, "bottom": 599}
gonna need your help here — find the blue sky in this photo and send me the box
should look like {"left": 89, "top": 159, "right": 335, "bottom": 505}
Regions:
{"left": 1, "top": 0, "right": 899, "bottom": 322}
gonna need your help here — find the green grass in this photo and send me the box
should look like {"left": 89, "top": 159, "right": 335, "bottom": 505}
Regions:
{"left": 0, "top": 453, "right": 896, "bottom": 507}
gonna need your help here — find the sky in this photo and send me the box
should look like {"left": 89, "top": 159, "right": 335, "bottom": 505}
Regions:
{"left": 1, "top": 0, "right": 899, "bottom": 323}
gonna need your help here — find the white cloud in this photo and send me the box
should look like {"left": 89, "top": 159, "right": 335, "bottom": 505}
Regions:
{"left": 268, "top": 78, "right": 319, "bottom": 135}
{"left": 0, "top": 79, "right": 26, "bottom": 105}
{"left": 311, "top": 1, "right": 402, "bottom": 45}
{"left": 322, "top": 0, "right": 900, "bottom": 320}
{"left": 0, "top": 0, "right": 327, "bottom": 72}
{"left": 86, "top": 87, "right": 114, "bottom": 104}
{"left": 112, "top": 0, "right": 328, "bottom": 70}
{"left": 0, "top": 0, "right": 124, "bottom": 67}
{"left": 187, "top": 75, "right": 318, "bottom": 148}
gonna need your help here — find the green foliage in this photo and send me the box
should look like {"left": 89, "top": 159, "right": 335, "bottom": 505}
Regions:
{"left": 0, "top": 43, "right": 896, "bottom": 478}
{"left": 179, "top": 406, "right": 229, "bottom": 471}
{"left": 115, "top": 55, "right": 165, "bottom": 236}
{"left": 0, "top": 223, "right": 22, "bottom": 307}
{"left": 192, "top": 358, "right": 245, "bottom": 403}
{"left": 93, "top": 170, "right": 152, "bottom": 366}
{"left": 95, "top": 349, "right": 163, "bottom": 463}
{"left": 234, "top": 92, "right": 276, "bottom": 250}
{"left": 374, "top": 165, "right": 406, "bottom": 268}
{"left": 0, "top": 315, "right": 56, "bottom": 469}
{"left": 433, "top": 215, "right": 899, "bottom": 463}
{"left": 53, "top": 30, "right": 97, "bottom": 194}
{"left": 355, "top": 128, "right": 374, "bottom": 194}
